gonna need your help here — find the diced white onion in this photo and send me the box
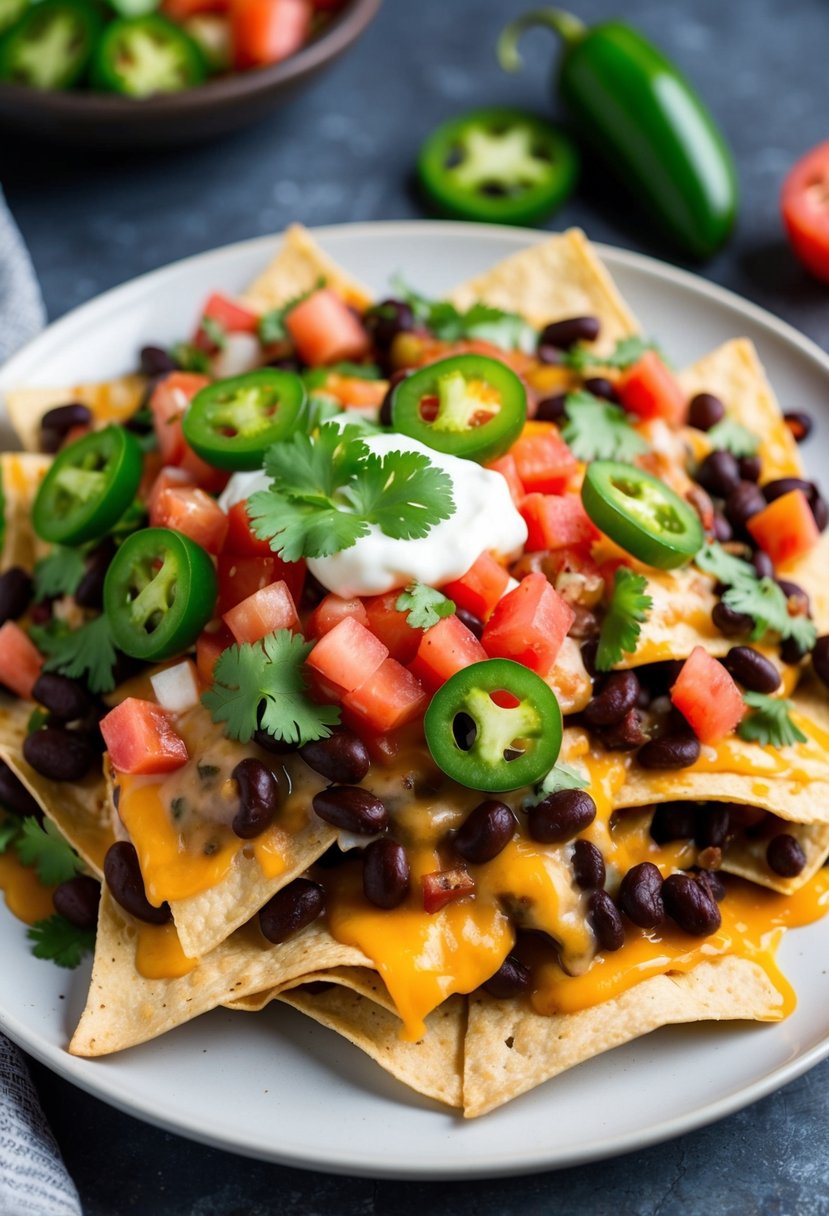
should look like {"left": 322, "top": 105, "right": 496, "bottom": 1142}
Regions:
{"left": 151, "top": 660, "right": 200, "bottom": 713}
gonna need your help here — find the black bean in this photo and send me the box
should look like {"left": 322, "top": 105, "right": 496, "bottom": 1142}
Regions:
{"left": 0, "top": 760, "right": 41, "bottom": 820}
{"left": 695, "top": 868, "right": 726, "bottom": 902}
{"left": 618, "top": 862, "right": 664, "bottom": 928}
{"left": 637, "top": 734, "right": 701, "bottom": 771}
{"left": 231, "top": 758, "right": 280, "bottom": 839}
{"left": 23, "top": 727, "right": 95, "bottom": 782}
{"left": 104, "top": 841, "right": 170, "bottom": 924}
{"left": 140, "top": 345, "right": 177, "bottom": 378}
{"left": 662, "top": 873, "right": 721, "bottom": 935}
{"left": 580, "top": 639, "right": 598, "bottom": 678}
{"left": 252, "top": 728, "right": 296, "bottom": 755}
{"left": 535, "top": 393, "right": 567, "bottom": 423}
{"left": 583, "top": 670, "right": 640, "bottom": 728}
{"left": 650, "top": 803, "right": 697, "bottom": 844}
{"left": 596, "top": 707, "right": 648, "bottom": 751}
{"left": 712, "top": 513, "right": 733, "bottom": 543}
{"left": 695, "top": 806, "right": 731, "bottom": 849}
{"left": 539, "top": 316, "right": 600, "bottom": 350}
{"left": 783, "top": 411, "right": 813, "bottom": 444}
{"left": 635, "top": 661, "right": 684, "bottom": 699}
{"left": 687, "top": 392, "right": 725, "bottom": 431}
{"left": 483, "top": 955, "right": 531, "bottom": 999}
{"left": 589, "top": 889, "right": 625, "bottom": 951}
{"left": 712, "top": 601, "right": 753, "bottom": 638}
{"left": 259, "top": 878, "right": 324, "bottom": 944}
{"left": 454, "top": 800, "right": 515, "bottom": 864}
{"left": 75, "top": 539, "right": 117, "bottom": 611}
{"left": 723, "top": 646, "right": 781, "bottom": 694}
{"left": 812, "top": 494, "right": 828, "bottom": 533}
{"left": 378, "top": 368, "right": 410, "bottom": 427}
{"left": 767, "top": 833, "right": 806, "bottom": 878}
{"left": 300, "top": 731, "right": 370, "bottom": 785}
{"left": 762, "top": 476, "right": 813, "bottom": 504}
{"left": 752, "top": 550, "right": 775, "bottom": 580}
{"left": 0, "top": 567, "right": 33, "bottom": 625}
{"left": 363, "top": 299, "right": 415, "bottom": 352}
{"left": 455, "top": 607, "right": 484, "bottom": 640}
{"left": 571, "top": 839, "right": 606, "bottom": 890}
{"left": 583, "top": 376, "right": 618, "bottom": 402}
{"left": 32, "top": 673, "right": 96, "bottom": 722}
{"left": 536, "top": 343, "right": 563, "bottom": 366}
{"left": 40, "top": 403, "right": 92, "bottom": 453}
{"left": 738, "top": 455, "right": 762, "bottom": 483}
{"left": 312, "top": 785, "right": 388, "bottom": 835}
{"left": 725, "top": 481, "right": 766, "bottom": 532}
{"left": 697, "top": 450, "right": 740, "bottom": 498}
{"left": 362, "top": 838, "right": 410, "bottom": 909}
{"left": 781, "top": 635, "right": 811, "bottom": 665}
{"left": 528, "top": 789, "right": 596, "bottom": 844}
{"left": 777, "top": 579, "right": 811, "bottom": 615}
{"left": 813, "top": 636, "right": 829, "bottom": 689}
{"left": 53, "top": 874, "right": 101, "bottom": 930}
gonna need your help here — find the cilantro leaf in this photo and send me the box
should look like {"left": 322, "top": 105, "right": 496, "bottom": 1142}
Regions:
{"left": 31, "top": 614, "right": 118, "bottom": 695}
{"left": 525, "top": 761, "right": 589, "bottom": 807}
{"left": 203, "top": 629, "right": 340, "bottom": 746}
{"left": 596, "top": 568, "right": 653, "bottom": 672}
{"left": 169, "top": 342, "right": 210, "bottom": 373}
{"left": 562, "top": 336, "right": 661, "bottom": 373}
{"left": 343, "top": 448, "right": 455, "bottom": 540}
{"left": 28, "top": 915, "right": 95, "bottom": 969}
{"left": 0, "top": 818, "right": 21, "bottom": 854}
{"left": 34, "top": 546, "right": 87, "bottom": 600}
{"left": 396, "top": 582, "right": 455, "bottom": 630}
{"left": 695, "top": 543, "right": 817, "bottom": 650}
{"left": 247, "top": 491, "right": 367, "bottom": 563}
{"left": 258, "top": 278, "right": 325, "bottom": 346}
{"left": 706, "top": 418, "right": 759, "bottom": 457}
{"left": 199, "top": 315, "right": 227, "bottom": 351}
{"left": 390, "top": 279, "right": 536, "bottom": 352}
{"left": 695, "top": 542, "right": 756, "bottom": 588}
{"left": 17, "top": 818, "right": 82, "bottom": 886}
{"left": 738, "top": 691, "right": 808, "bottom": 748}
{"left": 561, "top": 391, "right": 648, "bottom": 462}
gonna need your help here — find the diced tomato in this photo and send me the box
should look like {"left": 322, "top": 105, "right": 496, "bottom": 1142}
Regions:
{"left": 324, "top": 374, "right": 388, "bottom": 409}
{"left": 308, "top": 593, "right": 369, "bottom": 638}
{"left": 747, "top": 490, "right": 820, "bottom": 568}
{"left": 149, "top": 372, "right": 210, "bottom": 465}
{"left": 482, "top": 572, "right": 575, "bottom": 676}
{"left": 147, "top": 465, "right": 196, "bottom": 518}
{"left": 223, "top": 580, "right": 299, "bottom": 645}
{"left": 196, "top": 623, "right": 234, "bottom": 685}
{"left": 307, "top": 617, "right": 388, "bottom": 694}
{"left": 409, "top": 614, "right": 488, "bottom": 690}
{"left": 0, "top": 622, "right": 43, "bottom": 700}
{"left": 217, "top": 554, "right": 305, "bottom": 615}
{"left": 520, "top": 493, "right": 599, "bottom": 552}
{"left": 617, "top": 352, "right": 686, "bottom": 427}
{"left": 363, "top": 591, "right": 422, "bottom": 663}
{"left": 195, "top": 291, "right": 259, "bottom": 351}
{"left": 442, "top": 552, "right": 510, "bottom": 622}
{"left": 162, "top": 0, "right": 226, "bottom": 19}
{"left": 150, "top": 485, "right": 229, "bottom": 555}
{"left": 100, "top": 698, "right": 189, "bottom": 775}
{"left": 670, "top": 646, "right": 745, "bottom": 744}
{"left": 178, "top": 445, "right": 230, "bottom": 496}
{"left": 421, "top": 867, "right": 475, "bottom": 914}
{"left": 285, "top": 288, "right": 371, "bottom": 367}
{"left": 509, "top": 426, "right": 577, "bottom": 494}
{"left": 781, "top": 141, "right": 829, "bottom": 282}
{"left": 342, "top": 658, "right": 428, "bottom": 732}
{"left": 230, "top": 0, "right": 312, "bottom": 69}
{"left": 223, "top": 500, "right": 274, "bottom": 557}
{"left": 486, "top": 453, "right": 525, "bottom": 505}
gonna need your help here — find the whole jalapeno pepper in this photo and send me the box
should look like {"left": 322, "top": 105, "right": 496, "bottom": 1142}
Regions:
{"left": 498, "top": 9, "right": 738, "bottom": 259}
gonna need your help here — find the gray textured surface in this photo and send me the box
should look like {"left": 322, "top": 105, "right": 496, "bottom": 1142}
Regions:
{"left": 4, "top": 0, "right": 829, "bottom": 1210}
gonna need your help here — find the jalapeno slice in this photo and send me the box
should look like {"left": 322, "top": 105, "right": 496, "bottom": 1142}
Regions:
{"left": 92, "top": 15, "right": 206, "bottom": 97}
{"left": 32, "top": 426, "right": 143, "bottom": 547}
{"left": 424, "top": 659, "right": 562, "bottom": 792}
{"left": 0, "top": 0, "right": 101, "bottom": 89}
{"left": 182, "top": 370, "right": 306, "bottom": 471}
{"left": 104, "top": 527, "right": 217, "bottom": 662}
{"left": 581, "top": 460, "right": 704, "bottom": 569}
{"left": 417, "top": 107, "right": 578, "bottom": 225}
{"left": 391, "top": 354, "right": 527, "bottom": 464}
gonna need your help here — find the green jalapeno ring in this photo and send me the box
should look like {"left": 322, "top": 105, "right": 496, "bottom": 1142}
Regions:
{"left": 92, "top": 14, "right": 206, "bottom": 97}
{"left": 32, "top": 425, "right": 143, "bottom": 547}
{"left": 182, "top": 369, "right": 307, "bottom": 471}
{"left": 391, "top": 353, "right": 527, "bottom": 464}
{"left": 0, "top": 0, "right": 101, "bottom": 90}
{"left": 103, "top": 526, "right": 217, "bottom": 662}
{"left": 424, "top": 658, "right": 563, "bottom": 792}
{"left": 581, "top": 460, "right": 704, "bottom": 569}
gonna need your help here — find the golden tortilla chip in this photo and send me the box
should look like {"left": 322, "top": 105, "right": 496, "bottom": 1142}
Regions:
{"left": 227, "top": 964, "right": 390, "bottom": 1014}
{"left": 449, "top": 229, "right": 639, "bottom": 352}
{"left": 548, "top": 636, "right": 591, "bottom": 713}
{"left": 239, "top": 224, "right": 373, "bottom": 315}
{"left": 0, "top": 452, "right": 51, "bottom": 574}
{"left": 782, "top": 529, "right": 829, "bottom": 632}
{"left": 5, "top": 375, "right": 146, "bottom": 453}
{"left": 463, "top": 957, "right": 783, "bottom": 1117}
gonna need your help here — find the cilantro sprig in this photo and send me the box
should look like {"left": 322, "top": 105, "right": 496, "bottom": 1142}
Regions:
{"left": 706, "top": 418, "right": 759, "bottom": 457}
{"left": 17, "top": 818, "right": 83, "bottom": 886}
{"left": 28, "top": 916, "right": 95, "bottom": 969}
{"left": 29, "top": 615, "right": 118, "bottom": 696}
{"left": 561, "top": 391, "right": 647, "bottom": 463}
{"left": 695, "top": 543, "right": 817, "bottom": 651}
{"left": 34, "top": 545, "right": 88, "bottom": 600}
{"left": 395, "top": 582, "right": 455, "bottom": 630}
{"left": 247, "top": 428, "right": 455, "bottom": 562}
{"left": 561, "top": 336, "right": 661, "bottom": 373}
{"left": 391, "top": 280, "right": 536, "bottom": 353}
{"left": 738, "top": 691, "right": 808, "bottom": 748}
{"left": 258, "top": 278, "right": 325, "bottom": 346}
{"left": 596, "top": 568, "right": 653, "bottom": 672}
{"left": 199, "top": 315, "right": 227, "bottom": 351}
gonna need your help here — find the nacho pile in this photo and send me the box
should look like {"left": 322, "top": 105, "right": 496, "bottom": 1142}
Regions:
{"left": 1, "top": 224, "right": 828, "bottom": 1120}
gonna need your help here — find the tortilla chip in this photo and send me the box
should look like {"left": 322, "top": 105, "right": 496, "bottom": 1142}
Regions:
{"left": 228, "top": 964, "right": 392, "bottom": 1014}
{"left": 239, "top": 224, "right": 373, "bottom": 315}
{"left": 70, "top": 891, "right": 369, "bottom": 1056}
{"left": 5, "top": 375, "right": 146, "bottom": 453}
{"left": 463, "top": 956, "right": 782, "bottom": 1117}
{"left": 449, "top": 229, "right": 639, "bottom": 353}
{"left": 721, "top": 822, "right": 829, "bottom": 895}
{"left": 782, "top": 529, "right": 829, "bottom": 633}
{"left": 0, "top": 452, "right": 51, "bottom": 573}
{"left": 619, "top": 563, "right": 727, "bottom": 668}
{"left": 548, "top": 636, "right": 591, "bottom": 713}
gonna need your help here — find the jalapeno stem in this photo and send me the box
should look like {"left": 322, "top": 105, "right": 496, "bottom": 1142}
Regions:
{"left": 497, "top": 8, "right": 587, "bottom": 73}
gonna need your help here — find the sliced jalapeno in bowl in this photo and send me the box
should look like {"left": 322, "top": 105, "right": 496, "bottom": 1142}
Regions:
{"left": 391, "top": 353, "right": 527, "bottom": 464}
{"left": 104, "top": 526, "right": 217, "bottom": 661}
{"left": 32, "top": 425, "right": 143, "bottom": 546}
{"left": 182, "top": 369, "right": 306, "bottom": 471}
{"left": 0, "top": 0, "right": 101, "bottom": 89}
{"left": 581, "top": 460, "right": 704, "bottom": 569}
{"left": 92, "top": 14, "right": 206, "bottom": 97}
{"left": 424, "top": 658, "right": 562, "bottom": 792}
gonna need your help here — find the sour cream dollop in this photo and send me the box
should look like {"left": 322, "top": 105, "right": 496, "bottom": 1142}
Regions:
{"left": 219, "top": 432, "right": 527, "bottom": 598}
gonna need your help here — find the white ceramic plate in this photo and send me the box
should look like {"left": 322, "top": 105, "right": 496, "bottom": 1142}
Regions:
{"left": 1, "top": 222, "right": 828, "bottom": 1179}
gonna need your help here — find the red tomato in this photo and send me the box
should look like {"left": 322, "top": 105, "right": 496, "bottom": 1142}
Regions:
{"left": 306, "top": 617, "right": 388, "bottom": 693}
{"left": 486, "top": 453, "right": 525, "bottom": 505}
{"left": 231, "top": 0, "right": 312, "bottom": 69}
{"left": 162, "top": 0, "right": 226, "bottom": 19}
{"left": 520, "top": 493, "right": 599, "bottom": 552}
{"left": 151, "top": 486, "right": 229, "bottom": 555}
{"left": 0, "top": 622, "right": 43, "bottom": 699}
{"left": 617, "top": 352, "right": 686, "bottom": 427}
{"left": 342, "top": 658, "right": 428, "bottom": 733}
{"left": 147, "top": 465, "right": 196, "bottom": 518}
{"left": 482, "top": 572, "right": 575, "bottom": 676}
{"left": 409, "top": 615, "right": 488, "bottom": 690}
{"left": 307, "top": 594, "right": 369, "bottom": 638}
{"left": 509, "top": 426, "right": 577, "bottom": 494}
{"left": 223, "top": 580, "right": 299, "bottom": 645}
{"left": 149, "top": 372, "right": 210, "bottom": 465}
{"left": 223, "top": 500, "right": 274, "bottom": 557}
{"left": 670, "top": 646, "right": 745, "bottom": 744}
{"left": 196, "top": 623, "right": 234, "bottom": 685}
{"left": 285, "top": 288, "right": 371, "bottom": 367}
{"left": 195, "top": 291, "right": 259, "bottom": 351}
{"left": 217, "top": 553, "right": 305, "bottom": 614}
{"left": 324, "top": 374, "right": 388, "bottom": 409}
{"left": 363, "top": 591, "right": 422, "bottom": 663}
{"left": 100, "top": 698, "right": 189, "bottom": 775}
{"left": 442, "top": 552, "right": 510, "bottom": 622}
{"left": 178, "top": 445, "right": 230, "bottom": 496}
{"left": 781, "top": 141, "right": 829, "bottom": 282}
{"left": 747, "top": 490, "right": 820, "bottom": 567}
{"left": 421, "top": 867, "right": 475, "bottom": 914}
